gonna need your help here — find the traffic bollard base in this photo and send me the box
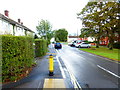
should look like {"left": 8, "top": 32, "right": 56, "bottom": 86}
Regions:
{"left": 49, "top": 71, "right": 54, "bottom": 76}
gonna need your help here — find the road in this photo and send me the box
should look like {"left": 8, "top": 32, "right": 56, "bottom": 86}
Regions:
{"left": 56, "top": 44, "right": 119, "bottom": 88}
{"left": 3, "top": 44, "right": 119, "bottom": 89}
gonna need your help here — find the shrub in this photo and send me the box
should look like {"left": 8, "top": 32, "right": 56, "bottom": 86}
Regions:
{"left": 47, "top": 40, "right": 50, "bottom": 46}
{"left": 83, "top": 40, "right": 89, "bottom": 43}
{"left": 35, "top": 39, "right": 48, "bottom": 57}
{"left": 113, "top": 42, "right": 120, "bottom": 49}
{"left": 2, "top": 35, "right": 34, "bottom": 82}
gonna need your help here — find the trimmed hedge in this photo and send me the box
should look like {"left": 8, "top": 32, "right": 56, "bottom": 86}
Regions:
{"left": 2, "top": 35, "right": 34, "bottom": 82}
{"left": 35, "top": 39, "right": 48, "bottom": 57}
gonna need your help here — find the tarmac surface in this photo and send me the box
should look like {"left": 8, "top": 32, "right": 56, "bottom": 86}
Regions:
{"left": 2, "top": 43, "right": 119, "bottom": 89}
{"left": 2, "top": 44, "right": 75, "bottom": 89}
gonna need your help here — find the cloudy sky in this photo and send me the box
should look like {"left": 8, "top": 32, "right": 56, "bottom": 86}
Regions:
{"left": 0, "top": 0, "right": 89, "bottom": 35}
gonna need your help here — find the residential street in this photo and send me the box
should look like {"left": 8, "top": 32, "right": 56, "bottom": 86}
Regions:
{"left": 56, "top": 44, "right": 119, "bottom": 88}
{"left": 2, "top": 44, "right": 119, "bottom": 89}
{"left": 1, "top": 0, "right": 119, "bottom": 89}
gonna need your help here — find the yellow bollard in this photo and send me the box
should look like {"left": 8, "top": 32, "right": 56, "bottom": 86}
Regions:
{"left": 49, "top": 54, "right": 54, "bottom": 76}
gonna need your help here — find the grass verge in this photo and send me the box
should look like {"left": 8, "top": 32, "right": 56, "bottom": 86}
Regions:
{"left": 61, "top": 42, "right": 68, "bottom": 45}
{"left": 79, "top": 46, "right": 119, "bottom": 61}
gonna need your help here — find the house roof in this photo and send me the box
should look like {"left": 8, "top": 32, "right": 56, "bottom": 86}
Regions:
{"left": 0, "top": 13, "right": 34, "bottom": 33}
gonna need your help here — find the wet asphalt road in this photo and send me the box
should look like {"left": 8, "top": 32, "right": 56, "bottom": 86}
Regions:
{"left": 3, "top": 44, "right": 119, "bottom": 89}
{"left": 56, "top": 44, "right": 119, "bottom": 88}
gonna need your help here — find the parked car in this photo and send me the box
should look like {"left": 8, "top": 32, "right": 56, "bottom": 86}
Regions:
{"left": 75, "top": 42, "right": 91, "bottom": 48}
{"left": 54, "top": 42, "right": 62, "bottom": 49}
{"left": 74, "top": 40, "right": 82, "bottom": 47}
{"left": 75, "top": 42, "right": 82, "bottom": 47}
{"left": 68, "top": 40, "right": 77, "bottom": 47}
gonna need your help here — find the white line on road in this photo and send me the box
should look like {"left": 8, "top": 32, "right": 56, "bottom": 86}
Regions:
{"left": 56, "top": 56, "right": 66, "bottom": 78}
{"left": 97, "top": 65, "right": 120, "bottom": 79}
{"left": 61, "top": 57, "right": 82, "bottom": 90}
{"left": 37, "top": 81, "right": 41, "bottom": 89}
{"left": 55, "top": 49, "right": 82, "bottom": 89}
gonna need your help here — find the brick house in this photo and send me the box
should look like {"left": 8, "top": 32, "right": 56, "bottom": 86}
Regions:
{"left": 99, "top": 37, "right": 109, "bottom": 46}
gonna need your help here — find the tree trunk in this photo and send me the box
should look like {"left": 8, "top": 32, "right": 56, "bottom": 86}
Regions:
{"left": 108, "top": 28, "right": 115, "bottom": 50}
{"left": 96, "top": 37, "right": 100, "bottom": 48}
{"left": 109, "top": 39, "right": 114, "bottom": 50}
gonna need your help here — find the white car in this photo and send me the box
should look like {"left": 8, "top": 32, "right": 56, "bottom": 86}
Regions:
{"left": 75, "top": 42, "right": 91, "bottom": 48}
{"left": 68, "top": 40, "right": 77, "bottom": 47}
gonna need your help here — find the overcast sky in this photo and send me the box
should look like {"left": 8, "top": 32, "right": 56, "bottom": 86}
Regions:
{"left": 0, "top": 0, "right": 89, "bottom": 35}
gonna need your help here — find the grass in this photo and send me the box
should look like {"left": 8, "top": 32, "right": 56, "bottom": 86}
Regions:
{"left": 79, "top": 46, "right": 119, "bottom": 61}
{"left": 60, "top": 42, "right": 68, "bottom": 45}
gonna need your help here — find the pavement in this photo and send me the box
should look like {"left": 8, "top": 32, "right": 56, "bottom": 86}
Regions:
{"left": 3, "top": 43, "right": 118, "bottom": 89}
{"left": 2, "top": 44, "right": 76, "bottom": 89}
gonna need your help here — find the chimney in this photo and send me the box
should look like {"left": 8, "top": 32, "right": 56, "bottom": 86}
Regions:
{"left": 18, "top": 19, "right": 21, "bottom": 23}
{"left": 4, "top": 10, "right": 9, "bottom": 17}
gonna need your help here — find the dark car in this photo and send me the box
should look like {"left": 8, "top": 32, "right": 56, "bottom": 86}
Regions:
{"left": 54, "top": 42, "right": 62, "bottom": 49}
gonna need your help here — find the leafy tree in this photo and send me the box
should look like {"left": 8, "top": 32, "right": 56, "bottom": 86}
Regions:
{"left": 100, "top": 2, "right": 120, "bottom": 50}
{"left": 55, "top": 28, "right": 68, "bottom": 42}
{"left": 78, "top": 2, "right": 102, "bottom": 48}
{"left": 36, "top": 19, "right": 53, "bottom": 41}
{"left": 77, "top": 1, "right": 119, "bottom": 49}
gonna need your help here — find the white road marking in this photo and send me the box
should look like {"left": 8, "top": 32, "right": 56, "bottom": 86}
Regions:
{"left": 97, "top": 65, "right": 120, "bottom": 79}
{"left": 37, "top": 81, "right": 41, "bottom": 89}
{"left": 51, "top": 45, "right": 66, "bottom": 78}
{"left": 56, "top": 56, "right": 66, "bottom": 78}
{"left": 56, "top": 49, "right": 82, "bottom": 89}
{"left": 61, "top": 57, "right": 82, "bottom": 90}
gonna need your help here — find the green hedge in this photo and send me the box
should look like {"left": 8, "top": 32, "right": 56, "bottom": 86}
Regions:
{"left": 35, "top": 39, "right": 48, "bottom": 57}
{"left": 2, "top": 35, "right": 34, "bottom": 82}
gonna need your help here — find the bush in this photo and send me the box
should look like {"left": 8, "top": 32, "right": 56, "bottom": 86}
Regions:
{"left": 35, "top": 39, "right": 48, "bottom": 57}
{"left": 113, "top": 42, "right": 120, "bottom": 49}
{"left": 83, "top": 40, "right": 89, "bottom": 43}
{"left": 2, "top": 35, "right": 34, "bottom": 82}
{"left": 47, "top": 40, "right": 50, "bottom": 46}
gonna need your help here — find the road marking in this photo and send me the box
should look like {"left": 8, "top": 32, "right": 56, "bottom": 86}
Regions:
{"left": 97, "top": 65, "right": 120, "bottom": 79}
{"left": 51, "top": 47, "right": 66, "bottom": 78}
{"left": 61, "top": 57, "right": 82, "bottom": 90}
{"left": 56, "top": 56, "right": 66, "bottom": 78}
{"left": 37, "top": 81, "right": 41, "bottom": 89}
{"left": 56, "top": 49, "right": 82, "bottom": 89}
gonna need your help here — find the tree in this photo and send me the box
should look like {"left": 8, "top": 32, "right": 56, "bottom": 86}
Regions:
{"left": 36, "top": 19, "right": 53, "bottom": 40}
{"left": 78, "top": 2, "right": 104, "bottom": 48}
{"left": 55, "top": 28, "right": 68, "bottom": 42}
{"left": 100, "top": 2, "right": 120, "bottom": 50}
{"left": 77, "top": 1, "right": 119, "bottom": 49}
